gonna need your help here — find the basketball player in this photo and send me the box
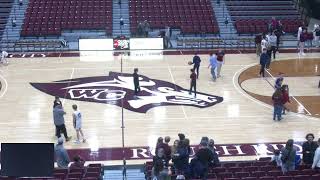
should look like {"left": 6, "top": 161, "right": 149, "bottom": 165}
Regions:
{"left": 133, "top": 68, "right": 141, "bottom": 95}
{"left": 189, "top": 69, "right": 197, "bottom": 97}
{"left": 191, "top": 53, "right": 201, "bottom": 79}
{"left": 72, "top": 104, "right": 86, "bottom": 144}
{"left": 0, "top": 50, "right": 8, "bottom": 64}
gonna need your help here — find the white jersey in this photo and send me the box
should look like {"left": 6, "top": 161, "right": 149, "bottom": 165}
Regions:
{"left": 1, "top": 51, "right": 8, "bottom": 59}
{"left": 261, "top": 39, "right": 268, "bottom": 50}
{"left": 297, "top": 26, "right": 303, "bottom": 40}
{"left": 73, "top": 110, "right": 82, "bottom": 129}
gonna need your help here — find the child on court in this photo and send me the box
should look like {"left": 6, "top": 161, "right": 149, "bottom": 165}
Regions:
{"left": 72, "top": 104, "right": 86, "bottom": 144}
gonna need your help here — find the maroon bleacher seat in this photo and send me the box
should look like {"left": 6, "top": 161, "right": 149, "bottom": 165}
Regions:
{"left": 243, "top": 166, "right": 259, "bottom": 173}
{"left": 67, "top": 172, "right": 82, "bottom": 179}
{"left": 228, "top": 167, "right": 243, "bottom": 173}
{"left": 287, "top": 170, "right": 300, "bottom": 176}
{"left": 69, "top": 168, "right": 85, "bottom": 174}
{"left": 311, "top": 174, "right": 320, "bottom": 180}
{"left": 212, "top": 167, "right": 226, "bottom": 173}
{"left": 129, "top": 0, "right": 219, "bottom": 34}
{"left": 84, "top": 172, "right": 100, "bottom": 178}
{"left": 242, "top": 177, "right": 256, "bottom": 180}
{"left": 223, "top": 162, "right": 237, "bottom": 168}
{"left": 234, "top": 171, "right": 250, "bottom": 178}
{"left": 251, "top": 171, "right": 267, "bottom": 178}
{"left": 88, "top": 164, "right": 102, "bottom": 168}
{"left": 225, "top": 0, "right": 303, "bottom": 34}
{"left": 260, "top": 165, "right": 279, "bottom": 172}
{"left": 21, "top": 0, "right": 113, "bottom": 36}
{"left": 293, "top": 175, "right": 310, "bottom": 180}
{"left": 217, "top": 172, "right": 233, "bottom": 179}
{"left": 238, "top": 162, "right": 252, "bottom": 167}
{"left": 260, "top": 176, "right": 275, "bottom": 180}
{"left": 277, "top": 176, "right": 292, "bottom": 180}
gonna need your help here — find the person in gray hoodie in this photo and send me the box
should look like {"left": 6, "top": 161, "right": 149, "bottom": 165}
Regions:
{"left": 55, "top": 137, "right": 70, "bottom": 168}
{"left": 53, "top": 105, "right": 71, "bottom": 141}
{"left": 281, "top": 139, "right": 297, "bottom": 173}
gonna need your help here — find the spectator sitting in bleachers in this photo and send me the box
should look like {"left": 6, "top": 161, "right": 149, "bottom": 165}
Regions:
{"left": 69, "top": 155, "right": 85, "bottom": 169}
{"left": 271, "top": 149, "right": 282, "bottom": 167}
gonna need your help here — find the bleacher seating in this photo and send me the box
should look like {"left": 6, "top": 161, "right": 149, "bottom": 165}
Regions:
{"left": 0, "top": 0, "right": 14, "bottom": 38}
{"left": 234, "top": 19, "right": 302, "bottom": 34}
{"left": 0, "top": 163, "right": 103, "bottom": 180}
{"left": 129, "top": 0, "right": 219, "bottom": 35}
{"left": 21, "top": 0, "right": 113, "bottom": 37}
{"left": 145, "top": 158, "right": 320, "bottom": 180}
{"left": 224, "top": 0, "right": 303, "bottom": 34}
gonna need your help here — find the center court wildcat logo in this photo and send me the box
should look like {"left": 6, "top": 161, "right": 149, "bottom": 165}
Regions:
{"left": 30, "top": 72, "right": 223, "bottom": 113}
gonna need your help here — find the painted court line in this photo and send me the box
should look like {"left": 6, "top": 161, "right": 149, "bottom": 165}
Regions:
{"left": 233, "top": 63, "right": 273, "bottom": 112}
{"left": 0, "top": 73, "right": 8, "bottom": 99}
{"left": 265, "top": 70, "right": 312, "bottom": 116}
{"left": 167, "top": 65, "right": 188, "bottom": 120}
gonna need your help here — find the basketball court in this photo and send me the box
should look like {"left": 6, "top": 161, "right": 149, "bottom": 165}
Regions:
{"left": 0, "top": 51, "right": 319, "bottom": 164}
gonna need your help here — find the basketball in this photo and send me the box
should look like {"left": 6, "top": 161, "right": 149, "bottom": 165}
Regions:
{"left": 188, "top": 61, "right": 192, "bottom": 65}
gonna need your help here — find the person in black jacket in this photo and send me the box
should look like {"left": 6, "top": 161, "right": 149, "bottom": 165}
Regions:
{"left": 302, "top": 133, "right": 318, "bottom": 165}
{"left": 193, "top": 142, "right": 214, "bottom": 179}
{"left": 259, "top": 48, "right": 269, "bottom": 77}
{"left": 133, "top": 68, "right": 141, "bottom": 95}
{"left": 191, "top": 53, "right": 201, "bottom": 79}
{"left": 152, "top": 148, "right": 169, "bottom": 179}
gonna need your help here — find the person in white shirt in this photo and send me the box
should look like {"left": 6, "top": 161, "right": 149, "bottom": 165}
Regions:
{"left": 313, "top": 24, "right": 320, "bottom": 48}
{"left": 267, "top": 31, "right": 278, "bottom": 60}
{"left": 297, "top": 22, "right": 305, "bottom": 49}
{"left": 261, "top": 35, "right": 269, "bottom": 52}
{"left": 1, "top": 51, "right": 9, "bottom": 64}
{"left": 312, "top": 138, "right": 320, "bottom": 170}
{"left": 270, "top": 149, "right": 282, "bottom": 167}
{"left": 72, "top": 104, "right": 86, "bottom": 144}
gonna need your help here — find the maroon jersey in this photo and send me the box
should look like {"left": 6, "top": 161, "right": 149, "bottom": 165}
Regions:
{"left": 190, "top": 72, "right": 196, "bottom": 83}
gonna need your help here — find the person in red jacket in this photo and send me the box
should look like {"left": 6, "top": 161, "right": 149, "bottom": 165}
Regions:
{"left": 281, "top": 85, "right": 290, "bottom": 114}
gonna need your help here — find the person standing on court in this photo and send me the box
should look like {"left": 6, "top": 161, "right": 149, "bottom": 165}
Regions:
{"left": 259, "top": 48, "right": 269, "bottom": 77}
{"left": 275, "top": 73, "right": 284, "bottom": 89}
{"left": 191, "top": 53, "right": 201, "bottom": 79}
{"left": 53, "top": 105, "right": 71, "bottom": 141}
{"left": 72, "top": 104, "right": 86, "bottom": 144}
{"left": 303, "top": 133, "right": 318, "bottom": 165}
{"left": 189, "top": 69, "right": 197, "bottom": 97}
{"left": 208, "top": 53, "right": 217, "bottom": 82}
{"left": 133, "top": 68, "right": 141, "bottom": 95}
{"left": 267, "top": 31, "right": 277, "bottom": 60}
{"left": 272, "top": 88, "right": 283, "bottom": 121}
{"left": 216, "top": 50, "right": 225, "bottom": 78}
